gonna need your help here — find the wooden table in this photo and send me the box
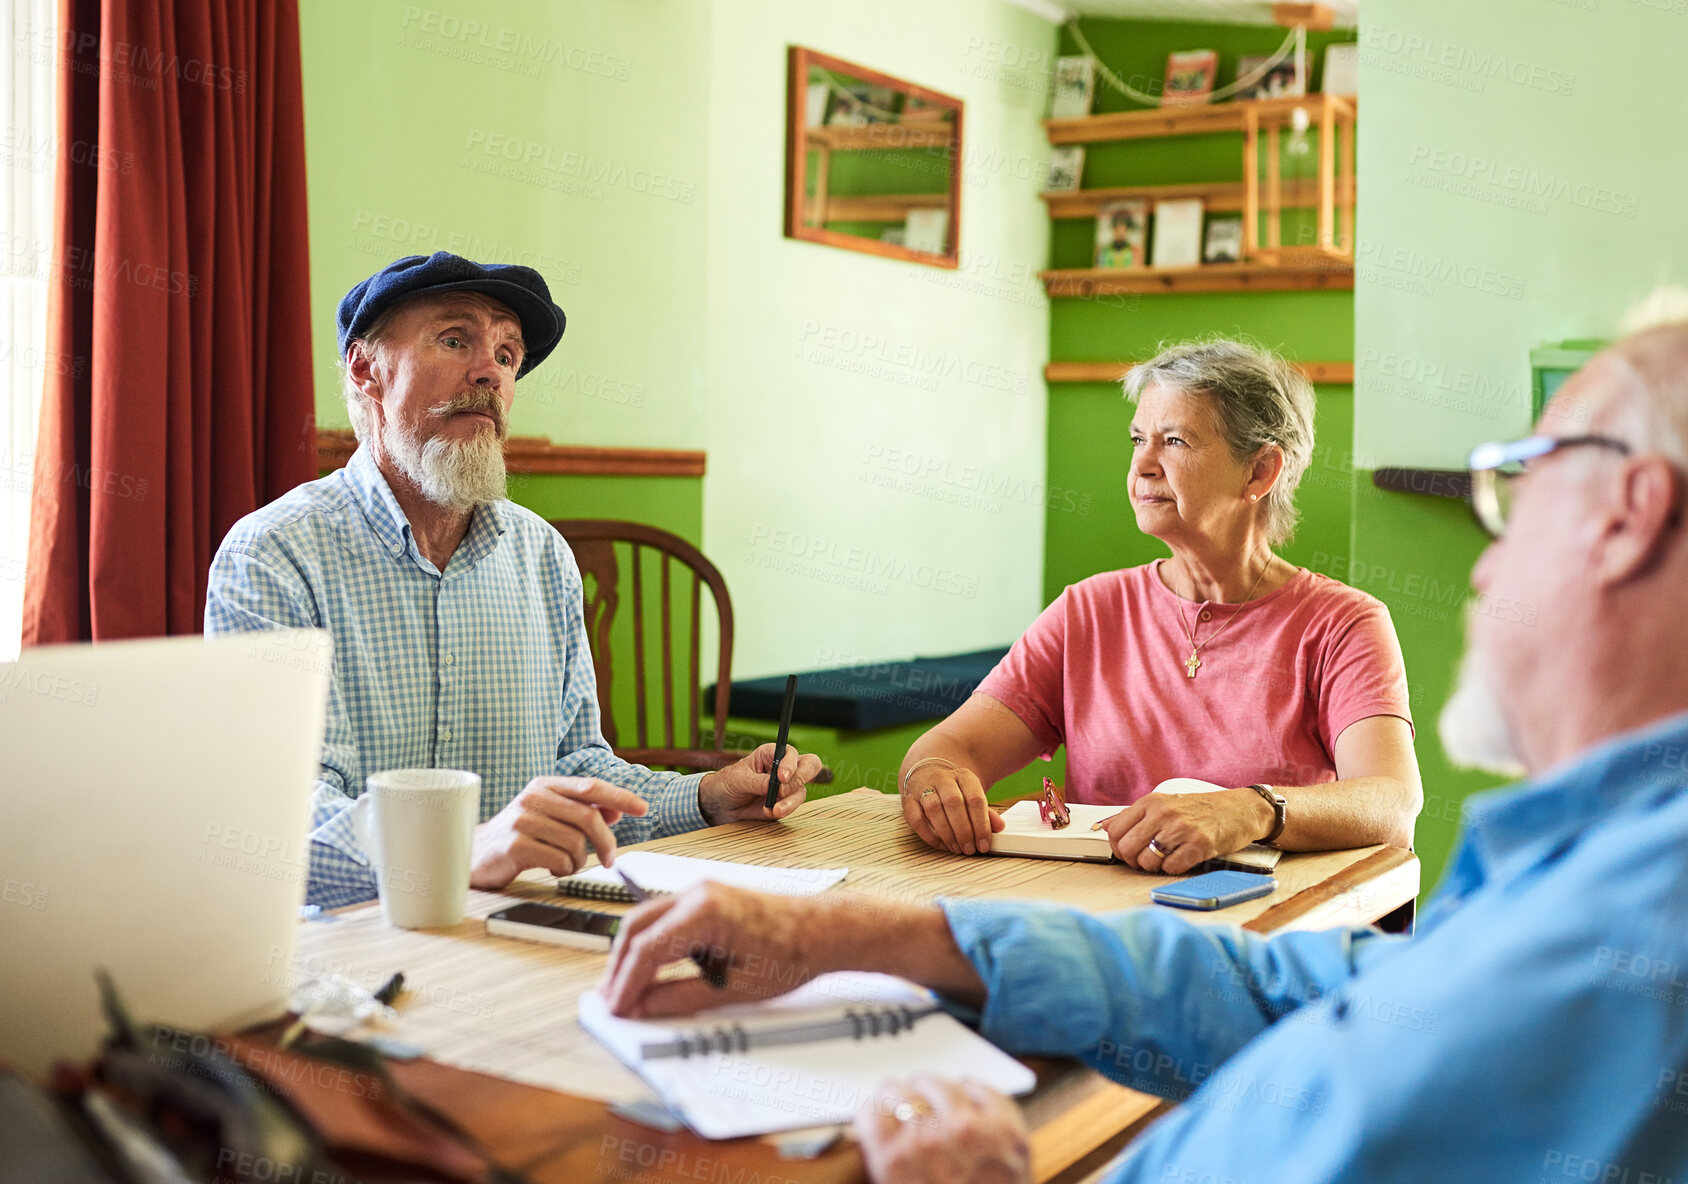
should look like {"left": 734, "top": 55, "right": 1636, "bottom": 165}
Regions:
{"left": 293, "top": 789, "right": 1416, "bottom": 1184}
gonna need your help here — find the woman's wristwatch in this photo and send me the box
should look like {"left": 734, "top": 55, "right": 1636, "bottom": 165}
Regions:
{"left": 1246, "top": 784, "right": 1288, "bottom": 846}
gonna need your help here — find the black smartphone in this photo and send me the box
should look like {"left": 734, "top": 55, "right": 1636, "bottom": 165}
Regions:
{"left": 485, "top": 902, "right": 622, "bottom": 951}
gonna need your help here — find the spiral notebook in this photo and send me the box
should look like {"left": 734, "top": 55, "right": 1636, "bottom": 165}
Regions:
{"left": 578, "top": 972, "right": 1036, "bottom": 1139}
{"left": 556, "top": 850, "right": 850, "bottom": 902}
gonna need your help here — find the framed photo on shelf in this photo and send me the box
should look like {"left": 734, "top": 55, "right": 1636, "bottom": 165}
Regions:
{"left": 1094, "top": 200, "right": 1148, "bottom": 268}
{"left": 1202, "top": 215, "right": 1244, "bottom": 264}
{"left": 1051, "top": 55, "right": 1097, "bottom": 119}
{"left": 1150, "top": 198, "right": 1204, "bottom": 268}
{"left": 1045, "top": 146, "right": 1085, "bottom": 192}
{"left": 1161, "top": 50, "right": 1218, "bottom": 106}
{"left": 1234, "top": 54, "right": 1303, "bottom": 100}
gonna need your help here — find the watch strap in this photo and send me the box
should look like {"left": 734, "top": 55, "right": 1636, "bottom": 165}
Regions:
{"left": 1247, "top": 783, "right": 1287, "bottom": 846}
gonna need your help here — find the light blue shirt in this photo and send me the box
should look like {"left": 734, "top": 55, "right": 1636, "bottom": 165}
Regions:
{"left": 943, "top": 711, "right": 1688, "bottom": 1182}
{"left": 205, "top": 445, "right": 706, "bottom": 909}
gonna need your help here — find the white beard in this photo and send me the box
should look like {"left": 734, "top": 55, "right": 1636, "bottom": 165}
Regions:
{"left": 1438, "top": 632, "right": 1528, "bottom": 778}
{"left": 382, "top": 406, "right": 508, "bottom": 511}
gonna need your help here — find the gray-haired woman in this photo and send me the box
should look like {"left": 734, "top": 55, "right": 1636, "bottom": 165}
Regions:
{"left": 899, "top": 339, "right": 1422, "bottom": 874}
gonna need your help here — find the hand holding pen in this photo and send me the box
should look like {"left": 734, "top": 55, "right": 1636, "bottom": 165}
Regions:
{"left": 693, "top": 676, "right": 824, "bottom": 824}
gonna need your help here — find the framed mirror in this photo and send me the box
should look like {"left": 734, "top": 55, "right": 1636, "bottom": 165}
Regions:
{"left": 784, "top": 47, "right": 962, "bottom": 269}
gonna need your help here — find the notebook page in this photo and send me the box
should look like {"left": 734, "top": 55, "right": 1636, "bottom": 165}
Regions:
{"left": 579, "top": 972, "right": 1036, "bottom": 1139}
{"left": 562, "top": 851, "right": 849, "bottom": 896}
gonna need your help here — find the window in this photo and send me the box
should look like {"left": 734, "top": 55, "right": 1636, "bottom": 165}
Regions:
{"left": 1, "top": 0, "right": 58, "bottom": 659}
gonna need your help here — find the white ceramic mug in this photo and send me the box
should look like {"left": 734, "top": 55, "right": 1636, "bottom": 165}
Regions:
{"left": 351, "top": 769, "right": 480, "bottom": 928}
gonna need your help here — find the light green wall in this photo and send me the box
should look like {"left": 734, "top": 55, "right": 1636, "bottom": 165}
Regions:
{"left": 702, "top": 0, "right": 1057, "bottom": 679}
{"left": 299, "top": 0, "right": 713, "bottom": 453}
{"left": 1356, "top": 0, "right": 1688, "bottom": 889}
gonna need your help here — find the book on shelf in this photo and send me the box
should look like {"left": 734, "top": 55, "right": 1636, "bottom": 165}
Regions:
{"left": 1151, "top": 198, "right": 1205, "bottom": 268}
{"left": 904, "top": 209, "right": 950, "bottom": 255}
{"left": 579, "top": 971, "right": 1036, "bottom": 1139}
{"left": 1045, "top": 146, "right": 1085, "bottom": 192}
{"left": 1203, "top": 215, "right": 1245, "bottom": 264}
{"left": 1235, "top": 53, "right": 1304, "bottom": 100}
{"left": 1321, "top": 44, "right": 1358, "bottom": 95}
{"left": 1094, "top": 199, "right": 1147, "bottom": 268}
{"left": 1050, "top": 54, "right": 1096, "bottom": 119}
{"left": 1161, "top": 50, "right": 1219, "bottom": 106}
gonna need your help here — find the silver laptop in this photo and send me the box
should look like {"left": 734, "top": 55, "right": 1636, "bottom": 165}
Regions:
{"left": 0, "top": 629, "right": 330, "bottom": 1074}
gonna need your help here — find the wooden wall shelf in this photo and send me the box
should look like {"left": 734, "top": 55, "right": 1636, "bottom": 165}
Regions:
{"left": 1042, "top": 177, "right": 1321, "bottom": 220}
{"left": 316, "top": 430, "right": 706, "bottom": 478}
{"left": 1042, "top": 258, "right": 1353, "bottom": 296}
{"left": 810, "top": 191, "right": 948, "bottom": 223}
{"left": 804, "top": 119, "right": 955, "bottom": 152}
{"left": 1044, "top": 92, "right": 1355, "bottom": 146}
{"left": 1046, "top": 359, "right": 1354, "bottom": 385}
{"left": 1371, "top": 467, "right": 1471, "bottom": 500}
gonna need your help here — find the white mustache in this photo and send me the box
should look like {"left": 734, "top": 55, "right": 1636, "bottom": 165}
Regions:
{"left": 429, "top": 391, "right": 507, "bottom": 435}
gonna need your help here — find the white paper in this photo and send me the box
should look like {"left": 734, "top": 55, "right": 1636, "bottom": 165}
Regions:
{"left": 563, "top": 850, "right": 849, "bottom": 897}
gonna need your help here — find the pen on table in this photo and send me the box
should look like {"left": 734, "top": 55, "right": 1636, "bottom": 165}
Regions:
{"left": 614, "top": 866, "right": 730, "bottom": 988}
{"left": 764, "top": 674, "right": 799, "bottom": 812}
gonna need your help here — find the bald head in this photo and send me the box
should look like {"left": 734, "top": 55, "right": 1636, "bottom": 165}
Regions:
{"left": 1608, "top": 322, "right": 1688, "bottom": 471}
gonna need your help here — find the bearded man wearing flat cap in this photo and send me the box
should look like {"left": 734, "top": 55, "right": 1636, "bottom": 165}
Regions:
{"left": 206, "top": 252, "right": 822, "bottom": 908}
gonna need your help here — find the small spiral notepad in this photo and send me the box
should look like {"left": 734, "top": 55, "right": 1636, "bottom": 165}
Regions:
{"left": 579, "top": 972, "right": 1036, "bottom": 1139}
{"left": 556, "top": 850, "right": 849, "bottom": 902}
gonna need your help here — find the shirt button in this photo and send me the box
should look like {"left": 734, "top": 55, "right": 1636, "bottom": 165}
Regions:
{"left": 441, "top": 729, "right": 452, "bottom": 743}
{"left": 444, "top": 653, "right": 455, "bottom": 665}
{"left": 1200, "top": 610, "right": 1212, "bottom": 621}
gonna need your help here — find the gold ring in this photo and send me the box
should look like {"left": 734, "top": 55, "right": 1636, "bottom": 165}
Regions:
{"left": 892, "top": 1099, "right": 933, "bottom": 1123}
{"left": 1146, "top": 837, "right": 1171, "bottom": 857}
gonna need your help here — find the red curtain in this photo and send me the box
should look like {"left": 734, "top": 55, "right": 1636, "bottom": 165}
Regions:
{"left": 22, "top": 0, "right": 315, "bottom": 644}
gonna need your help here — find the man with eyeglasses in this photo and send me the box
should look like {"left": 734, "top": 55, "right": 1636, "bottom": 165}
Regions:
{"left": 598, "top": 318, "right": 1688, "bottom": 1182}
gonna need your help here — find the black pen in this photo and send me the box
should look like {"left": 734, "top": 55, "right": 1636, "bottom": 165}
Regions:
{"left": 764, "top": 674, "right": 799, "bottom": 812}
{"left": 614, "top": 867, "right": 729, "bottom": 988}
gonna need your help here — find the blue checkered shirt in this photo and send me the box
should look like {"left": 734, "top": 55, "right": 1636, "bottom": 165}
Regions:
{"left": 205, "top": 445, "right": 707, "bottom": 908}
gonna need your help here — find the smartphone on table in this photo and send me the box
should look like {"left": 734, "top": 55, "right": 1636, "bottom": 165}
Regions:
{"left": 486, "top": 902, "right": 622, "bottom": 950}
{"left": 1150, "top": 870, "right": 1276, "bottom": 911}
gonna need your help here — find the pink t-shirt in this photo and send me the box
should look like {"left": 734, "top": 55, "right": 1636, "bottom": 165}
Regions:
{"left": 976, "top": 562, "right": 1412, "bottom": 805}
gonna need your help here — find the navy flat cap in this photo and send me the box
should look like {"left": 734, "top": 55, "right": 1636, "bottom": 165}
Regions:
{"left": 336, "top": 252, "right": 566, "bottom": 378}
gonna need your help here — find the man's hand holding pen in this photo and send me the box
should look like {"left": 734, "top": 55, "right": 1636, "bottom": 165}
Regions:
{"left": 698, "top": 742, "right": 823, "bottom": 824}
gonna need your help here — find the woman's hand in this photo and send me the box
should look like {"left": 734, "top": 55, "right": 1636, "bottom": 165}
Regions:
{"left": 1100, "top": 786, "right": 1274, "bottom": 875}
{"left": 901, "top": 762, "right": 1005, "bottom": 856}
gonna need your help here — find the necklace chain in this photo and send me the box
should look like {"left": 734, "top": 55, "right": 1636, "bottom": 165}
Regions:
{"left": 1173, "top": 554, "right": 1274, "bottom": 678}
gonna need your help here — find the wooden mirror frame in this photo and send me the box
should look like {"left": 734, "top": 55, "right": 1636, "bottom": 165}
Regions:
{"left": 783, "top": 46, "right": 963, "bottom": 270}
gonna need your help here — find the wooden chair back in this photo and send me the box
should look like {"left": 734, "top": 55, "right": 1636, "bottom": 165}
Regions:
{"left": 549, "top": 519, "right": 740, "bottom": 772}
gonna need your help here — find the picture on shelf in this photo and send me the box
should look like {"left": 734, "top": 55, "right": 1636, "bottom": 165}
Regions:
{"left": 1322, "top": 44, "right": 1358, "bottom": 95}
{"left": 825, "top": 84, "right": 896, "bottom": 126}
{"left": 1045, "top": 146, "right": 1085, "bottom": 192}
{"left": 1051, "top": 55, "right": 1097, "bottom": 119}
{"left": 1234, "top": 54, "right": 1303, "bottom": 101}
{"left": 1094, "top": 200, "right": 1148, "bottom": 268}
{"left": 805, "top": 82, "right": 830, "bottom": 127}
{"left": 1202, "top": 215, "right": 1245, "bottom": 264}
{"left": 1150, "top": 198, "right": 1204, "bottom": 269}
{"left": 1161, "top": 50, "right": 1218, "bottom": 106}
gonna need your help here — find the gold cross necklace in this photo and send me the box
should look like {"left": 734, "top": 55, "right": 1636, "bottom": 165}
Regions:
{"left": 1172, "top": 553, "right": 1275, "bottom": 678}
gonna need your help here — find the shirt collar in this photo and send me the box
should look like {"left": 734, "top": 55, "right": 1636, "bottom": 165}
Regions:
{"left": 1457, "top": 710, "right": 1688, "bottom": 884}
{"left": 345, "top": 444, "right": 412, "bottom": 558}
{"left": 343, "top": 444, "right": 511, "bottom": 569}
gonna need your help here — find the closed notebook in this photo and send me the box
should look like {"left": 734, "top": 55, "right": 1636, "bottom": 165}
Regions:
{"left": 556, "top": 850, "right": 849, "bottom": 902}
{"left": 578, "top": 972, "right": 1036, "bottom": 1139}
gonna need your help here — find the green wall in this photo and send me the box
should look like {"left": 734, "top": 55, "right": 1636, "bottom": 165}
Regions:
{"left": 1046, "top": 20, "right": 1360, "bottom": 602}
{"left": 1356, "top": 0, "right": 1688, "bottom": 890}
